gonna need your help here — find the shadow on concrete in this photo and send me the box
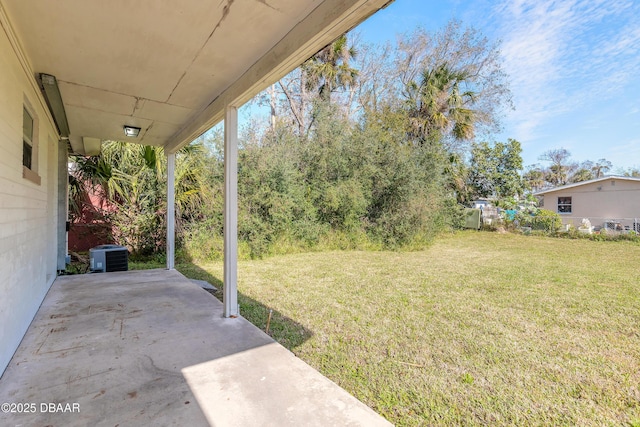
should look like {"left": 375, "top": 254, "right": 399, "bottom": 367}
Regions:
{"left": 176, "top": 262, "right": 313, "bottom": 351}
{"left": 0, "top": 269, "right": 389, "bottom": 427}
{"left": 0, "top": 269, "right": 227, "bottom": 426}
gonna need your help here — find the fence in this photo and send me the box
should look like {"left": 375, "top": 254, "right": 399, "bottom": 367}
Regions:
{"left": 557, "top": 217, "right": 640, "bottom": 233}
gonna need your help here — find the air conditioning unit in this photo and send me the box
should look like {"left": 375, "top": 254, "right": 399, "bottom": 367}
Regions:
{"left": 89, "top": 245, "right": 128, "bottom": 272}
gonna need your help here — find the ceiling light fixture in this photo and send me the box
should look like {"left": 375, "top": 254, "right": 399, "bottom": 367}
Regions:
{"left": 123, "top": 125, "right": 141, "bottom": 138}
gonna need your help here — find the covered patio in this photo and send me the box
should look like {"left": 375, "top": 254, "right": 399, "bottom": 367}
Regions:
{"left": 1, "top": 1, "right": 395, "bottom": 423}
{"left": 0, "top": 269, "right": 391, "bottom": 426}
{"left": 0, "top": 0, "right": 392, "bottom": 319}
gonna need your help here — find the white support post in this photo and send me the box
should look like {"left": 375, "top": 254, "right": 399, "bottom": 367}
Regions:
{"left": 166, "top": 152, "right": 176, "bottom": 270}
{"left": 57, "top": 139, "right": 68, "bottom": 271}
{"left": 224, "top": 106, "right": 239, "bottom": 318}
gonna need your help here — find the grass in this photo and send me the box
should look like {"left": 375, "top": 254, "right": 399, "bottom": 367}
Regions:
{"left": 139, "top": 231, "right": 640, "bottom": 426}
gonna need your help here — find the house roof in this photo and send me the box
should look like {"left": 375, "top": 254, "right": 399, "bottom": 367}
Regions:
{"left": 534, "top": 175, "right": 640, "bottom": 195}
{"left": 1, "top": 0, "right": 391, "bottom": 155}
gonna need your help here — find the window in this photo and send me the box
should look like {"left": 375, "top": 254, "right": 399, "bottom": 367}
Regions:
{"left": 557, "top": 196, "right": 572, "bottom": 213}
{"left": 23, "top": 106, "right": 34, "bottom": 169}
{"left": 22, "top": 100, "right": 40, "bottom": 185}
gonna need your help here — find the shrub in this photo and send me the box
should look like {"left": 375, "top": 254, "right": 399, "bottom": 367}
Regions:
{"left": 515, "top": 208, "right": 562, "bottom": 233}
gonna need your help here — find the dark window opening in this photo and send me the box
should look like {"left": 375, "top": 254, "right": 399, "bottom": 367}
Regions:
{"left": 558, "top": 196, "right": 572, "bottom": 213}
{"left": 23, "top": 106, "right": 34, "bottom": 170}
{"left": 23, "top": 140, "right": 32, "bottom": 169}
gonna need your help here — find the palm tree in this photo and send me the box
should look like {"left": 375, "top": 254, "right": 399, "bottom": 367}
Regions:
{"left": 303, "top": 34, "right": 358, "bottom": 103}
{"left": 69, "top": 141, "right": 210, "bottom": 255}
{"left": 522, "top": 165, "right": 545, "bottom": 193}
{"left": 277, "top": 35, "right": 357, "bottom": 136}
{"left": 591, "top": 158, "right": 612, "bottom": 178}
{"left": 405, "top": 63, "right": 477, "bottom": 143}
{"left": 174, "top": 141, "right": 214, "bottom": 221}
{"left": 569, "top": 167, "right": 594, "bottom": 183}
{"left": 538, "top": 148, "right": 575, "bottom": 187}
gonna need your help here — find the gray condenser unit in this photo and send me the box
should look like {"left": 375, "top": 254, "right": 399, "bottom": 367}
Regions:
{"left": 89, "top": 245, "right": 128, "bottom": 272}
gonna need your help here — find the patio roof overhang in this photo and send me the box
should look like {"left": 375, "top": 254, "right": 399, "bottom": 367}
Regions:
{"left": 2, "top": 0, "right": 392, "bottom": 155}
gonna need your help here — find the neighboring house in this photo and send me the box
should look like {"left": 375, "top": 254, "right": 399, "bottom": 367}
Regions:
{"left": 0, "top": 0, "right": 391, "bottom": 376}
{"left": 534, "top": 176, "right": 640, "bottom": 231}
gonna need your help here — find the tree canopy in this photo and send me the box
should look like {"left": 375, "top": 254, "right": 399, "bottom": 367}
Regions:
{"left": 467, "top": 139, "right": 524, "bottom": 200}
{"left": 72, "top": 21, "right": 635, "bottom": 259}
{"left": 523, "top": 148, "right": 617, "bottom": 191}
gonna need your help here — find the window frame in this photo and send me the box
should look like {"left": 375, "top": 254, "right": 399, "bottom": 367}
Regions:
{"left": 23, "top": 106, "right": 34, "bottom": 169}
{"left": 22, "top": 98, "right": 41, "bottom": 185}
{"left": 557, "top": 196, "right": 572, "bottom": 214}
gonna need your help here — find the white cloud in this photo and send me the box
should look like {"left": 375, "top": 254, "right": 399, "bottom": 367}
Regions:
{"left": 491, "top": 0, "right": 639, "bottom": 142}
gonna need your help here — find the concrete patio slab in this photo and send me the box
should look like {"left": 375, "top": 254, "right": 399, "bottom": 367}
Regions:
{"left": 0, "top": 269, "right": 391, "bottom": 426}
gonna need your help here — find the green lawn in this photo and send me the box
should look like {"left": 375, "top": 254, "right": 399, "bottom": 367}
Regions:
{"left": 168, "top": 232, "right": 640, "bottom": 426}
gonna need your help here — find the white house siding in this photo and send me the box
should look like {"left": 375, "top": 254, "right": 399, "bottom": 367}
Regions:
{"left": 0, "top": 16, "right": 60, "bottom": 374}
{"left": 541, "top": 179, "right": 640, "bottom": 228}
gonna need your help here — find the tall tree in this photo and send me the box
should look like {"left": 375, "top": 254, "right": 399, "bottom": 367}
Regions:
{"left": 278, "top": 69, "right": 310, "bottom": 136}
{"left": 522, "top": 165, "right": 546, "bottom": 193}
{"left": 591, "top": 158, "right": 612, "bottom": 178}
{"left": 393, "top": 20, "right": 512, "bottom": 149}
{"left": 278, "top": 34, "right": 358, "bottom": 135}
{"left": 303, "top": 34, "right": 358, "bottom": 103}
{"left": 467, "top": 139, "right": 524, "bottom": 199}
{"left": 569, "top": 161, "right": 595, "bottom": 183}
{"left": 350, "top": 42, "right": 394, "bottom": 117}
{"left": 539, "top": 148, "right": 574, "bottom": 186}
{"left": 405, "top": 63, "right": 477, "bottom": 143}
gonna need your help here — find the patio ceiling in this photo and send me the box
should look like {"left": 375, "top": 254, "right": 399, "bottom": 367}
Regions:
{"left": 2, "top": 0, "right": 392, "bottom": 155}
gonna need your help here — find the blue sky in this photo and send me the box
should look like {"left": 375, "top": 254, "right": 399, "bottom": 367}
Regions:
{"left": 356, "top": 0, "right": 640, "bottom": 172}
